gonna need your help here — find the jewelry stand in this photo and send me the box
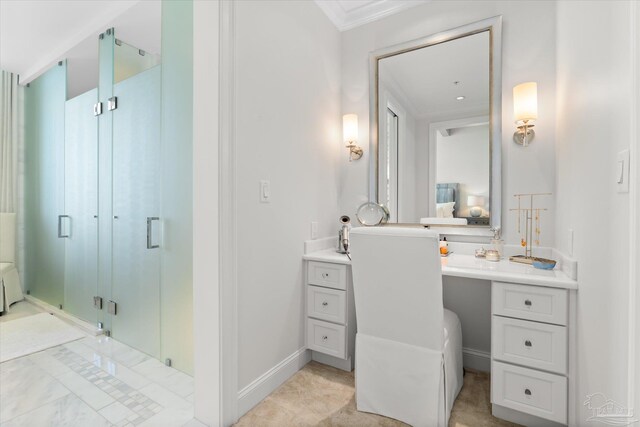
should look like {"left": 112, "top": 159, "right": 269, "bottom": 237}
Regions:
{"left": 509, "top": 193, "right": 551, "bottom": 264}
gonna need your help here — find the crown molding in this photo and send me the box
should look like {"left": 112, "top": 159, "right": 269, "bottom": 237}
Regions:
{"left": 314, "top": 0, "right": 430, "bottom": 32}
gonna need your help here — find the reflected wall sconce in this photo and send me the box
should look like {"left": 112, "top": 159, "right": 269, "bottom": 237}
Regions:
{"left": 513, "top": 82, "right": 538, "bottom": 147}
{"left": 467, "top": 195, "right": 485, "bottom": 217}
{"left": 343, "top": 114, "right": 363, "bottom": 161}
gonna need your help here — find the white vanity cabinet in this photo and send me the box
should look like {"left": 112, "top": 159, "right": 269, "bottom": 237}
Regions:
{"left": 303, "top": 247, "right": 577, "bottom": 425}
{"left": 305, "top": 260, "right": 356, "bottom": 371}
{"left": 491, "top": 281, "right": 569, "bottom": 425}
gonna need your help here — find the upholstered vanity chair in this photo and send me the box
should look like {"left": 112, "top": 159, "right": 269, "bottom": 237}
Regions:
{"left": 0, "top": 213, "right": 24, "bottom": 313}
{"left": 350, "top": 227, "right": 463, "bottom": 426}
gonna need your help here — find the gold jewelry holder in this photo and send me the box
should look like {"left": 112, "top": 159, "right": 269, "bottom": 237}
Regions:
{"left": 509, "top": 193, "right": 551, "bottom": 264}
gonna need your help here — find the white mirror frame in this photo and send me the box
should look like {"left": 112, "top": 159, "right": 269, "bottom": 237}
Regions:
{"left": 368, "top": 16, "right": 502, "bottom": 237}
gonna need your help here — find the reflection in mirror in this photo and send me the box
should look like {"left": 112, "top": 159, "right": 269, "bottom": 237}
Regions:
{"left": 433, "top": 116, "right": 489, "bottom": 221}
{"left": 371, "top": 17, "right": 502, "bottom": 234}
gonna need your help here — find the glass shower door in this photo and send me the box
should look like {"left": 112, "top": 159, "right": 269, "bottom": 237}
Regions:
{"left": 110, "top": 40, "right": 162, "bottom": 358}
{"left": 92, "top": 22, "right": 193, "bottom": 372}
{"left": 24, "top": 62, "right": 67, "bottom": 307}
{"left": 63, "top": 88, "right": 99, "bottom": 323}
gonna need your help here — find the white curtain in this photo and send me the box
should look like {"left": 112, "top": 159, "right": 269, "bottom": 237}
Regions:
{"left": 0, "top": 70, "right": 21, "bottom": 213}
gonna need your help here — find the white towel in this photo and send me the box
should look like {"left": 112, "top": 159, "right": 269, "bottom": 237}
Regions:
{"left": 420, "top": 217, "right": 468, "bottom": 226}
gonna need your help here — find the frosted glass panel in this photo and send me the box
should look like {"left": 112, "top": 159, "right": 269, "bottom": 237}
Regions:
{"left": 115, "top": 39, "right": 161, "bottom": 83}
{"left": 111, "top": 66, "right": 161, "bottom": 358}
{"left": 64, "top": 89, "right": 98, "bottom": 323}
{"left": 24, "top": 63, "right": 66, "bottom": 307}
{"left": 97, "top": 29, "right": 115, "bottom": 332}
{"left": 160, "top": 0, "right": 193, "bottom": 374}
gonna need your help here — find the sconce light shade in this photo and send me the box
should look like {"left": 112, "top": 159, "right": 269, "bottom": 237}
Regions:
{"left": 467, "top": 195, "right": 484, "bottom": 207}
{"left": 343, "top": 113, "right": 363, "bottom": 161}
{"left": 513, "top": 82, "right": 538, "bottom": 123}
{"left": 343, "top": 114, "right": 358, "bottom": 145}
{"left": 513, "top": 82, "right": 538, "bottom": 146}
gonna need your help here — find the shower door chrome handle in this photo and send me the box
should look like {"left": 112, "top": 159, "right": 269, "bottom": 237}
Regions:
{"left": 146, "top": 217, "right": 160, "bottom": 249}
{"left": 58, "top": 215, "right": 70, "bottom": 238}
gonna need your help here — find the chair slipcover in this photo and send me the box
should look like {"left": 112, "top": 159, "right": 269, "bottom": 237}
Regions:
{"left": 350, "top": 227, "right": 463, "bottom": 426}
{"left": 0, "top": 213, "right": 24, "bottom": 312}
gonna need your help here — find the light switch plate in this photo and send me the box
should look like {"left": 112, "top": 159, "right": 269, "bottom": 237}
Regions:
{"left": 568, "top": 229, "right": 574, "bottom": 257}
{"left": 617, "top": 149, "right": 630, "bottom": 193}
{"left": 260, "top": 180, "right": 270, "bottom": 203}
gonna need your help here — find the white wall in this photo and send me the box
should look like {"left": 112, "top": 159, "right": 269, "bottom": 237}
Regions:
{"left": 555, "top": 0, "right": 636, "bottom": 421}
{"left": 234, "top": 0, "right": 341, "bottom": 397}
{"left": 340, "top": 0, "right": 557, "bottom": 247}
{"left": 635, "top": 0, "right": 640, "bottom": 418}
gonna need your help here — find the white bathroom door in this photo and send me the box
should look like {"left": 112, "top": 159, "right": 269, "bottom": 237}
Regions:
{"left": 385, "top": 108, "right": 399, "bottom": 221}
{"left": 110, "top": 64, "right": 162, "bottom": 358}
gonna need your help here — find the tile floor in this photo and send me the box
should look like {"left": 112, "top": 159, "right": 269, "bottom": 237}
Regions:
{"left": 2, "top": 302, "right": 520, "bottom": 426}
{"left": 0, "top": 300, "right": 42, "bottom": 323}
{"left": 0, "top": 301, "right": 201, "bottom": 427}
{"left": 235, "top": 361, "right": 521, "bottom": 427}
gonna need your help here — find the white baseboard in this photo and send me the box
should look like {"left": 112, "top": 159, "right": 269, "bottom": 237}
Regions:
{"left": 237, "top": 347, "right": 311, "bottom": 417}
{"left": 463, "top": 347, "right": 491, "bottom": 373}
{"left": 24, "top": 295, "right": 101, "bottom": 336}
{"left": 311, "top": 351, "right": 352, "bottom": 372}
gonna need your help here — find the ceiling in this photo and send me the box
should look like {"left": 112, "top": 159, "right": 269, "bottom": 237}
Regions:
{"left": 314, "top": 0, "right": 430, "bottom": 31}
{"left": 0, "top": 0, "right": 429, "bottom": 85}
{"left": 379, "top": 31, "right": 490, "bottom": 120}
{"left": 0, "top": 0, "right": 161, "bottom": 86}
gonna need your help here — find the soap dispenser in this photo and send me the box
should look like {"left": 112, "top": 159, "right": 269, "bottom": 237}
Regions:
{"left": 439, "top": 237, "right": 449, "bottom": 255}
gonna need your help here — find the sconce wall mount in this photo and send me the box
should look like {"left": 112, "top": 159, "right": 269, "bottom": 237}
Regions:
{"left": 346, "top": 141, "right": 363, "bottom": 161}
{"left": 514, "top": 120, "right": 535, "bottom": 146}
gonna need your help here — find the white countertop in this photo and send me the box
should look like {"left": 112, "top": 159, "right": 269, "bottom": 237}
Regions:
{"left": 302, "top": 249, "right": 578, "bottom": 290}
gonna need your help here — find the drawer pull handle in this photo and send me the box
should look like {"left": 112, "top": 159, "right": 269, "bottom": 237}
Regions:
{"left": 524, "top": 388, "right": 532, "bottom": 396}
{"left": 321, "top": 273, "right": 329, "bottom": 279}
{"left": 322, "top": 335, "right": 328, "bottom": 341}
{"left": 524, "top": 299, "right": 532, "bottom": 307}
{"left": 524, "top": 340, "right": 532, "bottom": 347}
{"left": 322, "top": 301, "right": 328, "bottom": 307}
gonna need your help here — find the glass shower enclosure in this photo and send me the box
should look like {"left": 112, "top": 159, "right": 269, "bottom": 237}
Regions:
{"left": 24, "top": 5, "right": 193, "bottom": 374}
{"left": 98, "top": 30, "right": 163, "bottom": 359}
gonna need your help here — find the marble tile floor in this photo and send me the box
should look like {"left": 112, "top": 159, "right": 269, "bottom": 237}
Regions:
{"left": 0, "top": 300, "right": 43, "bottom": 323}
{"left": 0, "top": 305, "right": 198, "bottom": 427}
{"left": 235, "top": 361, "right": 521, "bottom": 427}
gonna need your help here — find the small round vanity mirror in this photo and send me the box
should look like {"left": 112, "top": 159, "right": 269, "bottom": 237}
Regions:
{"left": 356, "top": 202, "right": 390, "bottom": 226}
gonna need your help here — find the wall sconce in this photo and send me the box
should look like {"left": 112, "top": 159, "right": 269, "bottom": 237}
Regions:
{"left": 467, "top": 195, "right": 485, "bottom": 217}
{"left": 343, "top": 113, "right": 363, "bottom": 161}
{"left": 513, "top": 82, "right": 538, "bottom": 147}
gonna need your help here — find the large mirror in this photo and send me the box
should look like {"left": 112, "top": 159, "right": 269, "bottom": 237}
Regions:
{"left": 369, "top": 17, "right": 502, "bottom": 235}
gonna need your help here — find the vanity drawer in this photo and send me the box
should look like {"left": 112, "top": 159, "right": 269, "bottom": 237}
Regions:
{"left": 492, "top": 316, "right": 567, "bottom": 375}
{"left": 492, "top": 282, "right": 568, "bottom": 325}
{"left": 492, "top": 361, "right": 567, "bottom": 424}
{"left": 307, "top": 318, "right": 346, "bottom": 359}
{"left": 307, "top": 261, "right": 347, "bottom": 290}
{"left": 307, "top": 285, "right": 346, "bottom": 324}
